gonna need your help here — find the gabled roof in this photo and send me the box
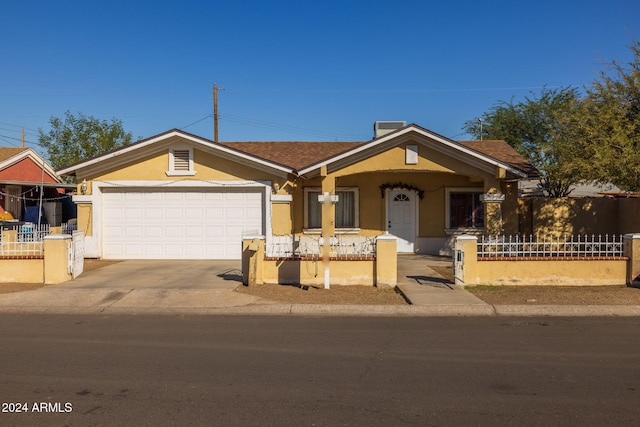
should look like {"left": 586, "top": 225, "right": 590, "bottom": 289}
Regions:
{"left": 57, "top": 129, "right": 295, "bottom": 176}
{"left": 57, "top": 125, "right": 537, "bottom": 180}
{"left": 458, "top": 140, "right": 539, "bottom": 177}
{"left": 295, "top": 124, "right": 537, "bottom": 178}
{"left": 0, "top": 147, "right": 61, "bottom": 183}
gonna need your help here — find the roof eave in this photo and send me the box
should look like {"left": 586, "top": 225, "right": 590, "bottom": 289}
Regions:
{"left": 298, "top": 124, "right": 530, "bottom": 178}
{"left": 57, "top": 130, "right": 294, "bottom": 177}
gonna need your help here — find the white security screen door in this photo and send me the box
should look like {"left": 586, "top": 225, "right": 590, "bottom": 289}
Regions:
{"left": 386, "top": 189, "right": 417, "bottom": 253}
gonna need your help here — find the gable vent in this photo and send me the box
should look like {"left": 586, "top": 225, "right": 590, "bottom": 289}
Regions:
{"left": 173, "top": 150, "right": 190, "bottom": 171}
{"left": 374, "top": 121, "right": 407, "bottom": 138}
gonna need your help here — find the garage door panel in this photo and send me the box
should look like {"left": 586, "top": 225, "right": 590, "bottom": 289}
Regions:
{"left": 185, "top": 208, "right": 204, "bottom": 220}
{"left": 102, "top": 188, "right": 264, "bottom": 260}
{"left": 205, "top": 226, "right": 224, "bottom": 237}
{"left": 124, "top": 193, "right": 143, "bottom": 202}
{"left": 185, "top": 226, "right": 203, "bottom": 238}
{"left": 164, "top": 207, "right": 183, "bottom": 220}
{"left": 124, "top": 226, "right": 143, "bottom": 238}
{"left": 145, "top": 226, "right": 163, "bottom": 237}
{"left": 246, "top": 207, "right": 262, "bottom": 220}
{"left": 143, "top": 245, "right": 163, "bottom": 257}
{"left": 123, "top": 208, "right": 143, "bottom": 220}
{"left": 145, "top": 208, "right": 163, "bottom": 220}
{"left": 164, "top": 192, "right": 185, "bottom": 202}
{"left": 206, "top": 207, "right": 224, "bottom": 219}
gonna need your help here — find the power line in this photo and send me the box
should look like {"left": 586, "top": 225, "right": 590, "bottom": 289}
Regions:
{"left": 0, "top": 134, "right": 44, "bottom": 147}
{"left": 180, "top": 114, "right": 212, "bottom": 130}
{"left": 0, "top": 121, "right": 39, "bottom": 133}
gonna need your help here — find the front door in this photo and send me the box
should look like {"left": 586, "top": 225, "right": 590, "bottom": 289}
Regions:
{"left": 386, "top": 189, "right": 417, "bottom": 253}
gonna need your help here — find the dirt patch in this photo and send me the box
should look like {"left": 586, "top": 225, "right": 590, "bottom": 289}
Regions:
{"left": 235, "top": 283, "right": 408, "bottom": 305}
{"left": 431, "top": 264, "right": 640, "bottom": 305}
{"left": 466, "top": 285, "right": 640, "bottom": 305}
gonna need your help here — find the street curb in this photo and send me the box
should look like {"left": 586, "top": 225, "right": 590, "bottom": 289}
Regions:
{"left": 1, "top": 304, "right": 640, "bottom": 317}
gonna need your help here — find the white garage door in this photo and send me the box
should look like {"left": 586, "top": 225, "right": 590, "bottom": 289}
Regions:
{"left": 101, "top": 188, "right": 264, "bottom": 259}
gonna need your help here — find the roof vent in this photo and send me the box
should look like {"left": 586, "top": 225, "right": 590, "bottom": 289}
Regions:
{"left": 374, "top": 121, "right": 407, "bottom": 138}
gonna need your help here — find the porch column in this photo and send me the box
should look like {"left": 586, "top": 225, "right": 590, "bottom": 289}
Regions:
{"left": 320, "top": 167, "right": 335, "bottom": 289}
{"left": 482, "top": 178, "right": 504, "bottom": 236}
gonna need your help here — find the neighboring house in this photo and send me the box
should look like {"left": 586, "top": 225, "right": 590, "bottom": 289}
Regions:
{"left": 0, "top": 147, "right": 75, "bottom": 224}
{"left": 58, "top": 122, "right": 536, "bottom": 260}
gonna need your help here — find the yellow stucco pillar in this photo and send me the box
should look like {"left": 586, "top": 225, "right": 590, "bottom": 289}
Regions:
{"left": 43, "top": 234, "right": 73, "bottom": 284}
{"left": 375, "top": 235, "right": 397, "bottom": 288}
{"left": 2, "top": 229, "right": 17, "bottom": 244}
{"left": 483, "top": 178, "right": 504, "bottom": 236}
{"left": 624, "top": 234, "right": 640, "bottom": 286}
{"left": 454, "top": 235, "right": 478, "bottom": 287}
{"left": 242, "top": 236, "right": 265, "bottom": 286}
{"left": 501, "top": 181, "right": 519, "bottom": 235}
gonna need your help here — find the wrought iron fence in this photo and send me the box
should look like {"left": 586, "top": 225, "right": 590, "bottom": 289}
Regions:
{"left": 0, "top": 222, "right": 78, "bottom": 256}
{"left": 267, "top": 235, "right": 376, "bottom": 258}
{"left": 478, "top": 234, "right": 624, "bottom": 258}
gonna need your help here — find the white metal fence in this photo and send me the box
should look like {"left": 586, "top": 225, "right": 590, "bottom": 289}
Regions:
{"left": 478, "top": 234, "right": 625, "bottom": 258}
{"left": 0, "top": 222, "right": 78, "bottom": 256}
{"left": 267, "top": 235, "right": 376, "bottom": 258}
{"left": 69, "top": 230, "right": 85, "bottom": 278}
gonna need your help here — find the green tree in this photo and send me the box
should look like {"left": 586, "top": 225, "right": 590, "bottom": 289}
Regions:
{"left": 463, "top": 87, "right": 582, "bottom": 197}
{"left": 39, "top": 111, "right": 134, "bottom": 170}
{"left": 571, "top": 42, "right": 640, "bottom": 192}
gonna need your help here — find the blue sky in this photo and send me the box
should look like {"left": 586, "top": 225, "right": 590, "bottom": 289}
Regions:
{"left": 1, "top": 0, "right": 639, "bottom": 157}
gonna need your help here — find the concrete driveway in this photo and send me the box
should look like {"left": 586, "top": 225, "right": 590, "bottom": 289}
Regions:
{"left": 58, "top": 260, "right": 244, "bottom": 290}
{"left": 0, "top": 260, "right": 266, "bottom": 313}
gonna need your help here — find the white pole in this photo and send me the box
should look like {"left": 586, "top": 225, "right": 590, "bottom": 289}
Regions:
{"left": 322, "top": 192, "right": 331, "bottom": 290}
{"left": 38, "top": 156, "right": 45, "bottom": 229}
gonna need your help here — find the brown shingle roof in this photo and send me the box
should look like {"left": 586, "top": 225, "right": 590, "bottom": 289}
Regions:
{"left": 458, "top": 140, "right": 538, "bottom": 177}
{"left": 0, "top": 147, "right": 27, "bottom": 163}
{"left": 219, "top": 141, "right": 367, "bottom": 171}
{"left": 222, "top": 139, "right": 537, "bottom": 177}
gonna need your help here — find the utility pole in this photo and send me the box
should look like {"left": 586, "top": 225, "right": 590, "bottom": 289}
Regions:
{"left": 22, "top": 129, "right": 25, "bottom": 148}
{"left": 213, "top": 83, "right": 224, "bottom": 142}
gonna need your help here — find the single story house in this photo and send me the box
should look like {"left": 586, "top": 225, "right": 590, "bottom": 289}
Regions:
{"left": 0, "top": 147, "right": 75, "bottom": 224}
{"left": 58, "top": 122, "right": 536, "bottom": 260}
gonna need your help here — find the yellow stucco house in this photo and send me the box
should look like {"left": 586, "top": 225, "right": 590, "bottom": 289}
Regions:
{"left": 58, "top": 122, "right": 536, "bottom": 269}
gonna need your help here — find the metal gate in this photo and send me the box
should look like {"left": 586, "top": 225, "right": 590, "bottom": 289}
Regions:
{"left": 68, "top": 230, "right": 85, "bottom": 278}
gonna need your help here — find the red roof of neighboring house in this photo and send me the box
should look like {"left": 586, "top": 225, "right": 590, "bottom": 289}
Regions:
{"left": 0, "top": 148, "right": 60, "bottom": 183}
{"left": 0, "top": 148, "right": 26, "bottom": 162}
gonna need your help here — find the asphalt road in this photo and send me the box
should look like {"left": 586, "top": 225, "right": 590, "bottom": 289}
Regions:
{"left": 1, "top": 315, "right": 639, "bottom": 426}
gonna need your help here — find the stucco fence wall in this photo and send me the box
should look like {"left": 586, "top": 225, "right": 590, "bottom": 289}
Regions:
{"left": 519, "top": 197, "right": 640, "bottom": 236}
{"left": 242, "top": 235, "right": 397, "bottom": 288}
{"left": 454, "top": 235, "right": 640, "bottom": 287}
{"left": 0, "top": 231, "right": 77, "bottom": 285}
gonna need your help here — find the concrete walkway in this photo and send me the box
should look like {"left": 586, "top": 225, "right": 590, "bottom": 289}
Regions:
{"left": 396, "top": 254, "right": 488, "bottom": 305}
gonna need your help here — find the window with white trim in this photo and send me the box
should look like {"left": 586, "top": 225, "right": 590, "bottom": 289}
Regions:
{"left": 304, "top": 187, "right": 359, "bottom": 229}
{"left": 446, "top": 188, "right": 484, "bottom": 229}
{"left": 167, "top": 147, "right": 195, "bottom": 176}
